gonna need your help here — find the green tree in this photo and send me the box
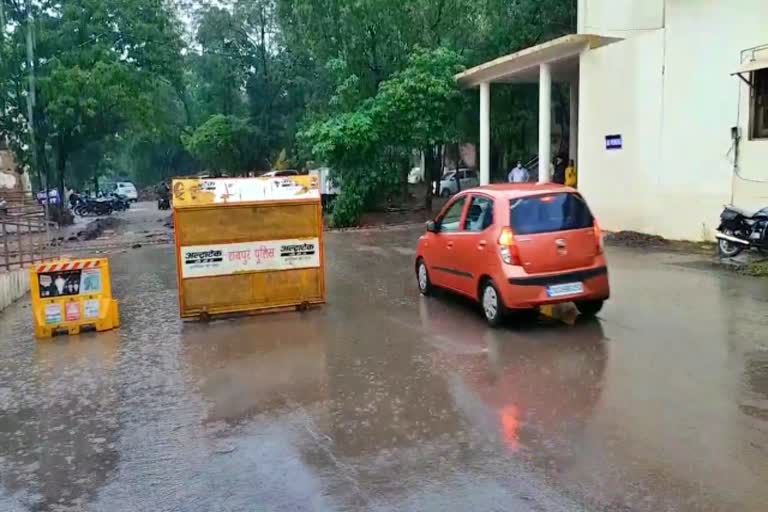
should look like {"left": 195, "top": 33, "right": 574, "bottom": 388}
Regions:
{"left": 1, "top": 0, "right": 577, "bottom": 220}
{"left": 302, "top": 48, "right": 464, "bottom": 225}
{"left": 183, "top": 114, "right": 260, "bottom": 176}
{"left": 375, "top": 48, "right": 465, "bottom": 209}
{"left": 0, "top": 0, "right": 186, "bottom": 201}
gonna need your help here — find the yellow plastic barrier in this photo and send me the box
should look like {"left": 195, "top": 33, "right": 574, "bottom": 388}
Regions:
{"left": 172, "top": 176, "right": 326, "bottom": 320}
{"left": 30, "top": 257, "right": 120, "bottom": 339}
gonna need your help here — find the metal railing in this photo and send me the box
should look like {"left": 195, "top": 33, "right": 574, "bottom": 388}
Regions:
{"left": 0, "top": 191, "right": 59, "bottom": 271}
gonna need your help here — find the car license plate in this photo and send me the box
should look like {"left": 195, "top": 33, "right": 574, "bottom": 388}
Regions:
{"left": 547, "top": 282, "right": 584, "bottom": 298}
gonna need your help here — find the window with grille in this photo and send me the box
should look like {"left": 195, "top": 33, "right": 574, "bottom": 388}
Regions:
{"left": 752, "top": 68, "right": 768, "bottom": 139}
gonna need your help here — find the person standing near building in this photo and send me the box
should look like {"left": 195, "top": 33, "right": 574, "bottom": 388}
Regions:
{"left": 508, "top": 161, "right": 529, "bottom": 183}
{"left": 565, "top": 159, "right": 578, "bottom": 188}
{"left": 552, "top": 155, "right": 566, "bottom": 185}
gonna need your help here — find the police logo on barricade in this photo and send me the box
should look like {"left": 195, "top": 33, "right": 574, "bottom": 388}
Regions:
{"left": 184, "top": 249, "right": 224, "bottom": 266}
{"left": 280, "top": 242, "right": 317, "bottom": 258}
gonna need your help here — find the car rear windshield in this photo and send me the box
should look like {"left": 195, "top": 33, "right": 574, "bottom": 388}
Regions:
{"left": 510, "top": 193, "right": 594, "bottom": 235}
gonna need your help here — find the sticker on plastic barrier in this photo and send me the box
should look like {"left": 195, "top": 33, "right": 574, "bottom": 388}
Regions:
{"left": 84, "top": 299, "right": 100, "bottom": 319}
{"left": 45, "top": 303, "right": 63, "bottom": 324}
{"left": 181, "top": 238, "right": 321, "bottom": 278}
{"left": 80, "top": 269, "right": 102, "bottom": 294}
{"left": 65, "top": 302, "right": 81, "bottom": 322}
{"left": 36, "top": 261, "right": 102, "bottom": 298}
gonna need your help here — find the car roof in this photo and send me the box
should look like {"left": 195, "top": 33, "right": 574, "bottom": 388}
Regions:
{"left": 460, "top": 183, "right": 576, "bottom": 199}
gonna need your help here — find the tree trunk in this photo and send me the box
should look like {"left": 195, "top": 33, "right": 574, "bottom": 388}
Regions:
{"left": 56, "top": 142, "right": 67, "bottom": 213}
{"left": 423, "top": 145, "right": 444, "bottom": 212}
{"left": 400, "top": 157, "right": 409, "bottom": 205}
{"left": 423, "top": 146, "right": 435, "bottom": 212}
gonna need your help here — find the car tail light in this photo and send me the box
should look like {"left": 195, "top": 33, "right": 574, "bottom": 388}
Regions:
{"left": 498, "top": 227, "right": 521, "bottom": 265}
{"left": 594, "top": 219, "right": 604, "bottom": 254}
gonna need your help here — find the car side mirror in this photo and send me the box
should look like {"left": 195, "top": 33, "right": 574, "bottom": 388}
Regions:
{"left": 426, "top": 220, "right": 439, "bottom": 233}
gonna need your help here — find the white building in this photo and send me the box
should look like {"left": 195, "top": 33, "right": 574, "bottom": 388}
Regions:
{"left": 458, "top": 0, "right": 768, "bottom": 240}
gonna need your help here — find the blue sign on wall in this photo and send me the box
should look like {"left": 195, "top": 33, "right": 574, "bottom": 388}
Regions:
{"left": 605, "top": 134, "right": 623, "bottom": 150}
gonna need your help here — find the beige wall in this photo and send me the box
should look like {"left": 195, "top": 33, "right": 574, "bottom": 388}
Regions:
{"left": 0, "top": 268, "right": 30, "bottom": 312}
{"left": 579, "top": 0, "right": 664, "bottom": 35}
{"left": 579, "top": 30, "right": 666, "bottom": 235}
{"left": 660, "top": 0, "right": 768, "bottom": 239}
{"left": 578, "top": 0, "right": 768, "bottom": 240}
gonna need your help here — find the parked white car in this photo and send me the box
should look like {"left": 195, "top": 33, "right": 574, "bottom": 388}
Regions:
{"left": 438, "top": 169, "right": 479, "bottom": 197}
{"left": 408, "top": 167, "right": 424, "bottom": 184}
{"left": 115, "top": 181, "right": 138, "bottom": 202}
{"left": 262, "top": 170, "right": 300, "bottom": 178}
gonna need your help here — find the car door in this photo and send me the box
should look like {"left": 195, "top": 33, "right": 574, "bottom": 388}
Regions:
{"left": 452, "top": 194, "right": 495, "bottom": 297}
{"left": 429, "top": 195, "right": 469, "bottom": 291}
{"left": 441, "top": 172, "right": 457, "bottom": 196}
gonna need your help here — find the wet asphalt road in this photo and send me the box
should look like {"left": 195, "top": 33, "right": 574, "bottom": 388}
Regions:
{"left": 1, "top": 223, "right": 768, "bottom": 511}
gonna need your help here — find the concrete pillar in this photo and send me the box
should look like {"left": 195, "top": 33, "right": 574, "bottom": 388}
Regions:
{"left": 538, "top": 63, "right": 552, "bottom": 184}
{"left": 479, "top": 81, "right": 491, "bottom": 186}
{"left": 569, "top": 81, "right": 579, "bottom": 164}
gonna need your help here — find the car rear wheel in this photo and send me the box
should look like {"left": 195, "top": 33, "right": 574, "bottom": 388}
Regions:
{"left": 481, "top": 280, "right": 506, "bottom": 327}
{"left": 576, "top": 300, "right": 604, "bottom": 317}
{"left": 416, "top": 259, "right": 432, "bottom": 296}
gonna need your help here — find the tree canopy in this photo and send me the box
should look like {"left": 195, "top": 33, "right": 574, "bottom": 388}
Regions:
{"left": 0, "top": 0, "right": 576, "bottom": 222}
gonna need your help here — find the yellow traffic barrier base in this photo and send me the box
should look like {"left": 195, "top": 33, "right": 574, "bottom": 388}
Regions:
{"left": 30, "top": 258, "right": 120, "bottom": 339}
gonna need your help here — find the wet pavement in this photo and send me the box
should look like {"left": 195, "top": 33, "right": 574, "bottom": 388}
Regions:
{"left": 1, "top": 224, "right": 768, "bottom": 511}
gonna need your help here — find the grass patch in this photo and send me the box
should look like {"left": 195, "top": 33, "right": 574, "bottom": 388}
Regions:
{"left": 746, "top": 259, "right": 768, "bottom": 277}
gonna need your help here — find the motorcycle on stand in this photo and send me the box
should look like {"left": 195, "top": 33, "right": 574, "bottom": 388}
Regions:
{"left": 74, "top": 196, "right": 114, "bottom": 217}
{"left": 716, "top": 205, "right": 768, "bottom": 258}
{"left": 156, "top": 182, "right": 171, "bottom": 211}
{"left": 109, "top": 193, "right": 131, "bottom": 212}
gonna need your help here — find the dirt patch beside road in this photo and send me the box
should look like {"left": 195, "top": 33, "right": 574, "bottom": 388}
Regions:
{"left": 56, "top": 202, "right": 174, "bottom": 256}
{"left": 78, "top": 217, "right": 122, "bottom": 241}
{"left": 605, "top": 230, "right": 717, "bottom": 256}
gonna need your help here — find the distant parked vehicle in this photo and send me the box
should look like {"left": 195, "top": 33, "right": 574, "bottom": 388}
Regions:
{"left": 309, "top": 168, "right": 341, "bottom": 209}
{"left": 408, "top": 167, "right": 424, "bottom": 184}
{"left": 74, "top": 197, "right": 113, "bottom": 217}
{"left": 438, "top": 169, "right": 479, "bottom": 197}
{"left": 109, "top": 193, "right": 131, "bottom": 211}
{"left": 716, "top": 204, "right": 768, "bottom": 257}
{"left": 114, "top": 182, "right": 138, "bottom": 202}
{"left": 156, "top": 182, "right": 171, "bottom": 210}
{"left": 262, "top": 170, "right": 300, "bottom": 178}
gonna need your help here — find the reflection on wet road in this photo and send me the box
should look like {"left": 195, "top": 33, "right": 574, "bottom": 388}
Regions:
{"left": 0, "top": 226, "right": 767, "bottom": 511}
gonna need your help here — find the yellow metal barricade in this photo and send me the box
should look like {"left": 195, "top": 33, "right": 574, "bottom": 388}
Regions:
{"left": 30, "top": 258, "right": 120, "bottom": 339}
{"left": 172, "top": 176, "right": 326, "bottom": 320}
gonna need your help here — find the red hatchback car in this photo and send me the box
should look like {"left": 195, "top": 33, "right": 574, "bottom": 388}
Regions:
{"left": 415, "top": 184, "right": 610, "bottom": 326}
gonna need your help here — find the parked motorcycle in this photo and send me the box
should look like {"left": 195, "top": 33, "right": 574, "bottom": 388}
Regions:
{"left": 157, "top": 196, "right": 171, "bottom": 210}
{"left": 109, "top": 193, "right": 131, "bottom": 212}
{"left": 74, "top": 197, "right": 114, "bottom": 217}
{"left": 716, "top": 205, "right": 768, "bottom": 257}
